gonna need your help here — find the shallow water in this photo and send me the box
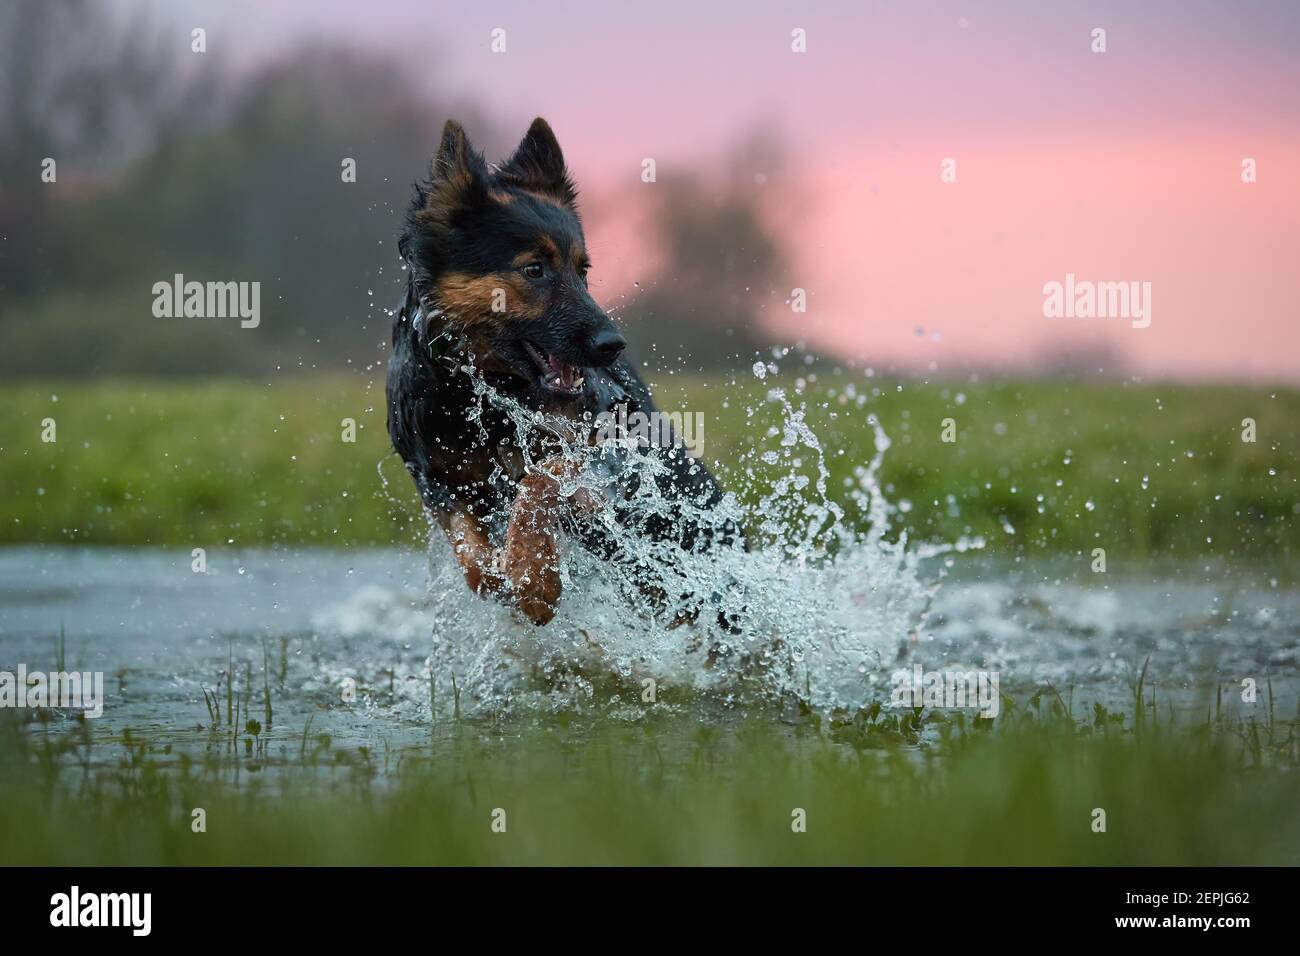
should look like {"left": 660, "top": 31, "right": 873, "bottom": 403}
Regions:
{"left": 3, "top": 375, "right": 1296, "bottom": 776}
{"left": 2, "top": 544, "right": 1295, "bottom": 780}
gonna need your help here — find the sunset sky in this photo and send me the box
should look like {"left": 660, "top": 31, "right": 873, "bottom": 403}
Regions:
{"left": 142, "top": 0, "right": 1300, "bottom": 382}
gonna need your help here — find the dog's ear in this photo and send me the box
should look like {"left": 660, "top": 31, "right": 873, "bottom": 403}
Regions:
{"left": 498, "top": 118, "right": 577, "bottom": 206}
{"left": 419, "top": 120, "right": 490, "bottom": 217}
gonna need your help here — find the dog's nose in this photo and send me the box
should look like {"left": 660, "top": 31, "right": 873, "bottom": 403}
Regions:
{"left": 590, "top": 328, "right": 626, "bottom": 363}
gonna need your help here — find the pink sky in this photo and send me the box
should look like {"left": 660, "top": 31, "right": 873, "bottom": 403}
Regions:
{"left": 144, "top": 0, "right": 1300, "bottom": 381}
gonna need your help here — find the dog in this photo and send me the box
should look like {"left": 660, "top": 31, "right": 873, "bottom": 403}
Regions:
{"left": 387, "top": 118, "right": 744, "bottom": 626}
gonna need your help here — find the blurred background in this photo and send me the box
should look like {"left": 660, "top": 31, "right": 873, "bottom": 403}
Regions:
{"left": 1, "top": 0, "right": 1296, "bottom": 562}
{"left": 3, "top": 0, "right": 1298, "bottom": 381}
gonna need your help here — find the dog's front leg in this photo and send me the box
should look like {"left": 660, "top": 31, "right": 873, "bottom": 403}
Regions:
{"left": 503, "top": 458, "right": 605, "bottom": 626}
{"left": 502, "top": 472, "right": 565, "bottom": 625}
{"left": 440, "top": 501, "right": 558, "bottom": 623}
{"left": 437, "top": 462, "right": 599, "bottom": 626}
{"left": 440, "top": 509, "right": 508, "bottom": 598}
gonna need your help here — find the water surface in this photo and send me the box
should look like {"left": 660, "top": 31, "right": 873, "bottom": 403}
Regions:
{"left": 2, "top": 545, "right": 1294, "bottom": 781}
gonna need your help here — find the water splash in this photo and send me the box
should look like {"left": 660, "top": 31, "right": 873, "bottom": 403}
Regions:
{"left": 400, "top": 361, "right": 977, "bottom": 716}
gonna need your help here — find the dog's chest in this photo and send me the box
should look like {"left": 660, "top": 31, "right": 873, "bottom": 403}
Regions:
{"left": 419, "top": 374, "right": 577, "bottom": 487}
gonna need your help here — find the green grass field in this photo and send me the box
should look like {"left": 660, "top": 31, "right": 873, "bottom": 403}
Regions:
{"left": 1, "top": 375, "right": 1296, "bottom": 563}
{"left": 3, "top": 699, "right": 1297, "bottom": 865}
{"left": 2, "top": 374, "right": 1298, "bottom": 865}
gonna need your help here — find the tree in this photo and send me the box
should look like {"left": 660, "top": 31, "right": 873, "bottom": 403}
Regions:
{"left": 618, "top": 130, "right": 788, "bottom": 370}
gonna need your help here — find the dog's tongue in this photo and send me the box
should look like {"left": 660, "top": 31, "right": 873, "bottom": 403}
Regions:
{"left": 548, "top": 354, "right": 578, "bottom": 389}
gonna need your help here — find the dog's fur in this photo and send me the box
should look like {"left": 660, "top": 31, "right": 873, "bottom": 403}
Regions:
{"left": 387, "top": 118, "right": 743, "bottom": 625}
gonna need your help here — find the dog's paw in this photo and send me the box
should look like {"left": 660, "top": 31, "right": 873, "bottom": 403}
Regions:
{"left": 502, "top": 539, "right": 561, "bottom": 626}
{"left": 515, "top": 591, "right": 558, "bottom": 626}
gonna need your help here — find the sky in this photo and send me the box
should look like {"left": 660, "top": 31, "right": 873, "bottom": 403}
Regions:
{"left": 139, "top": 0, "right": 1300, "bottom": 382}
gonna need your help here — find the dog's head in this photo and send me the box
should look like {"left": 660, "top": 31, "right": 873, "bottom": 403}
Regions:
{"left": 399, "top": 118, "right": 625, "bottom": 409}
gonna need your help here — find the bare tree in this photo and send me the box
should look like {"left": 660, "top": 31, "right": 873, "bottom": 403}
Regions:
{"left": 617, "top": 129, "right": 789, "bottom": 369}
{"left": 0, "top": 0, "right": 203, "bottom": 302}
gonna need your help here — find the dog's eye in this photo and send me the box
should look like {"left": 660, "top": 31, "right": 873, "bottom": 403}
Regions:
{"left": 522, "top": 261, "right": 545, "bottom": 279}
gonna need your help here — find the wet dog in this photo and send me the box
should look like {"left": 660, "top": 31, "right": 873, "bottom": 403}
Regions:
{"left": 387, "top": 118, "right": 743, "bottom": 625}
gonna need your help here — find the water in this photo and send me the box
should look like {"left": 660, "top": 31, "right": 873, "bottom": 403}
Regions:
{"left": 423, "top": 366, "right": 968, "bottom": 712}
{"left": 2, "top": 544, "right": 1295, "bottom": 761}
{"left": 2, "top": 375, "right": 1296, "bottom": 775}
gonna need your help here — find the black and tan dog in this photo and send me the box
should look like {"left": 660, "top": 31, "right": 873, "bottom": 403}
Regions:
{"left": 387, "top": 118, "right": 743, "bottom": 625}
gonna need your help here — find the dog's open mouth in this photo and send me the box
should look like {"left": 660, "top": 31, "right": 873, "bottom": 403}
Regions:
{"left": 523, "top": 341, "right": 585, "bottom": 397}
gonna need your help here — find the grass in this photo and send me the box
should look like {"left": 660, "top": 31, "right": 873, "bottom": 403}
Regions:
{"left": 0, "top": 374, "right": 1295, "bottom": 564}
{"left": 4, "top": 373, "right": 1294, "bottom": 866}
{"left": 2, "top": 693, "right": 1298, "bottom": 865}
